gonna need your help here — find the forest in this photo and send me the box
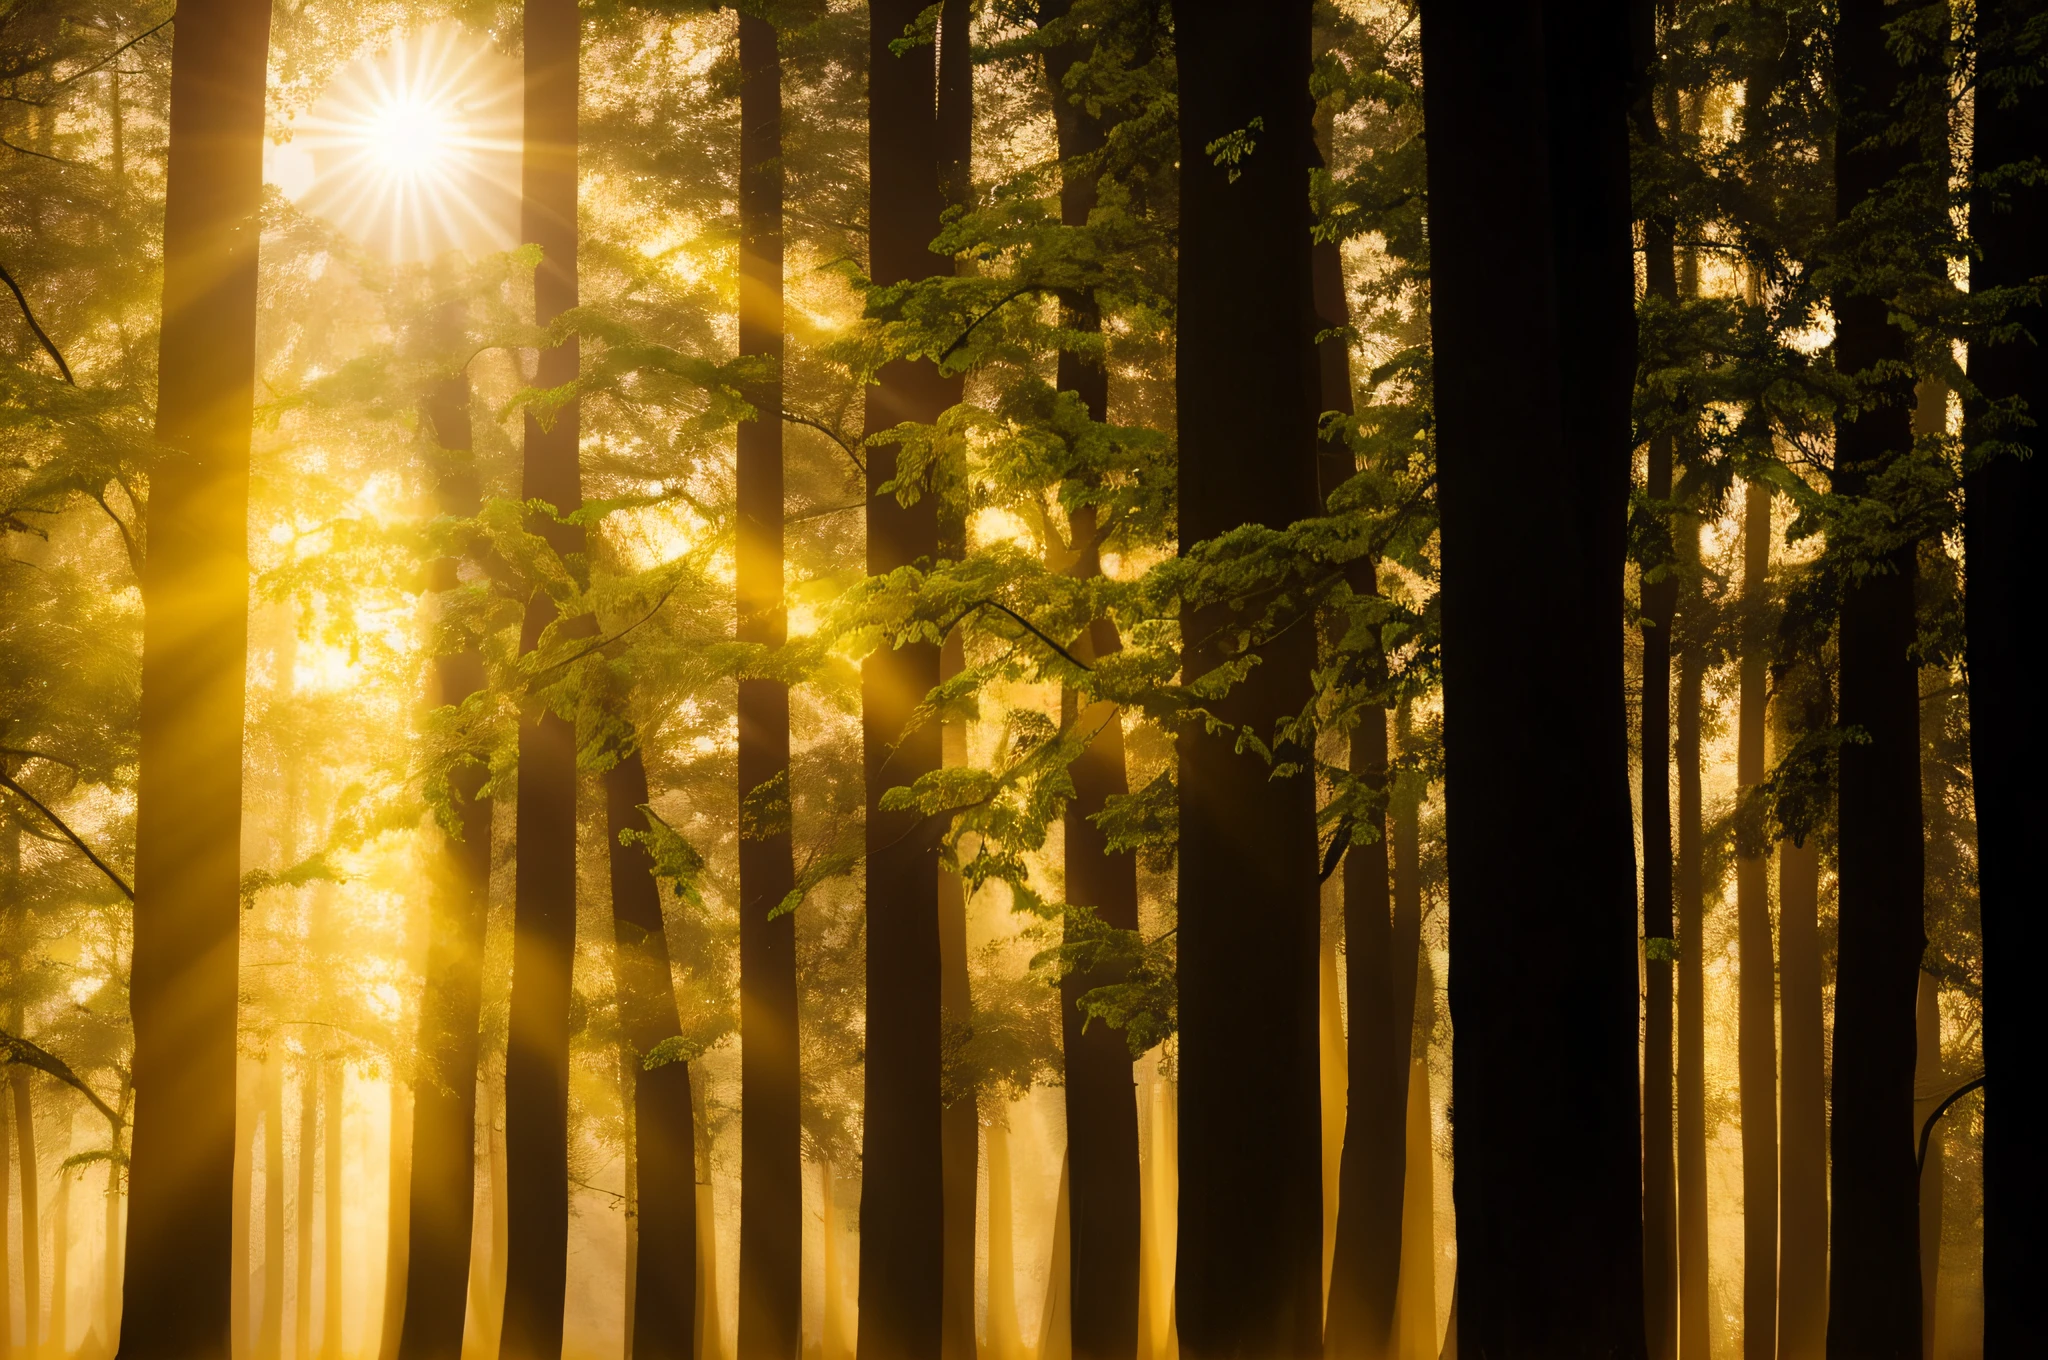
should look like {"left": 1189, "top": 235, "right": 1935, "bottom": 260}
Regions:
{"left": 0, "top": 0, "right": 2035, "bottom": 1359}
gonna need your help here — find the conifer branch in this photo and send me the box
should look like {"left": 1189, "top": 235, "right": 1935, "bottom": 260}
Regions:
{"left": 0, "top": 258, "right": 77, "bottom": 383}
{"left": 0, "top": 1027, "right": 125, "bottom": 1129}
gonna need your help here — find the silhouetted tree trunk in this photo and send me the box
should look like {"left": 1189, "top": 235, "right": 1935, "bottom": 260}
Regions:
{"left": 261, "top": 1051, "right": 284, "bottom": 1360}
{"left": 1033, "top": 8, "right": 1142, "bottom": 1360}
{"left": 735, "top": 12, "right": 800, "bottom": 1360}
{"left": 1913, "top": 972, "right": 1941, "bottom": 1360}
{"left": 1963, "top": 4, "right": 2048, "bottom": 1353}
{"left": 1419, "top": 1, "right": 1649, "bottom": 1354}
{"left": 1173, "top": 6, "right": 1323, "bottom": 1358}
{"left": 119, "top": 0, "right": 270, "bottom": 1351}
{"left": 500, "top": 0, "right": 583, "bottom": 1351}
{"left": 13, "top": 1057, "right": 40, "bottom": 1358}
{"left": 3, "top": 1053, "right": 12, "bottom": 1360}
{"left": 1826, "top": 7, "right": 1930, "bottom": 1356}
{"left": 397, "top": 329, "right": 493, "bottom": 1360}
{"left": 1735, "top": 482, "right": 1777, "bottom": 1360}
{"left": 606, "top": 751, "right": 698, "bottom": 1360}
{"left": 855, "top": 4, "right": 951, "bottom": 1357}
{"left": 1675, "top": 518, "right": 1708, "bottom": 1360}
{"left": 1775, "top": 666, "right": 1828, "bottom": 1360}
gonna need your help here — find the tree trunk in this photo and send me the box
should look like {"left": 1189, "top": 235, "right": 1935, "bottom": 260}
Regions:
{"left": 262, "top": 1052, "right": 285, "bottom": 1360}
{"left": 118, "top": 0, "right": 269, "bottom": 1352}
{"left": 296, "top": 1067, "right": 316, "bottom": 1360}
{"left": 985, "top": 1118, "right": 1025, "bottom": 1360}
{"left": 1963, "top": 4, "right": 2048, "bottom": 1353}
{"left": 52, "top": 1149, "right": 70, "bottom": 1359}
{"left": 1419, "top": 2, "right": 1648, "bottom": 1355}
{"left": 606, "top": 752, "right": 698, "bottom": 1360}
{"left": 1675, "top": 519, "right": 1708, "bottom": 1360}
{"left": 501, "top": 0, "right": 583, "bottom": 1352}
{"left": 734, "top": 14, "right": 800, "bottom": 1360}
{"left": 397, "top": 328, "right": 493, "bottom": 1360}
{"left": 3, "top": 1025, "right": 11, "bottom": 1360}
{"left": 1036, "top": 10, "right": 1141, "bottom": 1360}
{"left": 1173, "top": 7, "right": 1323, "bottom": 1359}
{"left": 1735, "top": 482, "right": 1776, "bottom": 1360}
{"left": 1826, "top": 8, "right": 1930, "bottom": 1358}
{"left": 14, "top": 1065, "right": 40, "bottom": 1359}
{"left": 855, "top": 5, "right": 951, "bottom": 1357}
{"left": 1776, "top": 701, "right": 1827, "bottom": 1360}
{"left": 321, "top": 1063, "right": 343, "bottom": 1360}
{"left": 380, "top": 1088, "right": 413, "bottom": 1360}
{"left": 1912, "top": 973, "right": 1941, "bottom": 1360}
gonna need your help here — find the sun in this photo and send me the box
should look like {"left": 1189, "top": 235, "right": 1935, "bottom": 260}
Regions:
{"left": 273, "top": 24, "right": 522, "bottom": 263}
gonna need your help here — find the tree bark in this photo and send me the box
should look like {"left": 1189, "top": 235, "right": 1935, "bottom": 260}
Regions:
{"left": 119, "top": 0, "right": 269, "bottom": 1352}
{"left": 735, "top": 14, "right": 800, "bottom": 1360}
{"left": 1963, "top": 4, "right": 2048, "bottom": 1354}
{"left": 14, "top": 1064, "right": 40, "bottom": 1359}
{"left": 1675, "top": 514, "right": 1708, "bottom": 1360}
{"left": 606, "top": 752, "right": 698, "bottom": 1360}
{"left": 261, "top": 1051, "right": 285, "bottom": 1360}
{"left": 1826, "top": 8, "right": 1930, "bottom": 1357}
{"left": 1419, "top": 1, "right": 1648, "bottom": 1355}
{"left": 1173, "top": 6, "right": 1323, "bottom": 1358}
{"left": 3, "top": 1022, "right": 11, "bottom": 1360}
{"left": 1912, "top": 972, "right": 1941, "bottom": 1360}
{"left": 500, "top": 0, "right": 583, "bottom": 1352}
{"left": 296, "top": 1066, "right": 316, "bottom": 1360}
{"left": 397, "top": 318, "right": 493, "bottom": 1360}
{"left": 1775, "top": 691, "right": 1827, "bottom": 1360}
{"left": 1735, "top": 481, "right": 1777, "bottom": 1360}
{"left": 855, "top": 5, "right": 952, "bottom": 1357}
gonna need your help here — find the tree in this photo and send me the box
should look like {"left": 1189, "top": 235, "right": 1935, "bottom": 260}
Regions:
{"left": 855, "top": 3, "right": 951, "bottom": 1356}
{"left": 1963, "top": 3, "right": 2047, "bottom": 1353}
{"left": 1735, "top": 480, "right": 1776, "bottom": 1360}
{"left": 1172, "top": 5, "right": 1323, "bottom": 1358}
{"left": 500, "top": 0, "right": 585, "bottom": 1352}
{"left": 736, "top": 9, "right": 801, "bottom": 1360}
{"left": 117, "top": 0, "right": 271, "bottom": 1352}
{"left": 1418, "top": 1, "right": 1648, "bottom": 1355}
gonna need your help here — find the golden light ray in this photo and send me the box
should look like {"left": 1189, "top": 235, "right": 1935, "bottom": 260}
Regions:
{"left": 276, "top": 24, "right": 523, "bottom": 263}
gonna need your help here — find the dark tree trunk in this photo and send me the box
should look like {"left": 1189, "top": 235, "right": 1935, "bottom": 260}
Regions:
{"left": 1735, "top": 482, "right": 1777, "bottom": 1360}
{"left": 1825, "top": 7, "right": 1930, "bottom": 1357}
{"left": 1675, "top": 578, "right": 1708, "bottom": 1360}
{"left": 1964, "top": 4, "right": 2048, "bottom": 1354}
{"left": 118, "top": 0, "right": 269, "bottom": 1352}
{"left": 735, "top": 14, "right": 801, "bottom": 1360}
{"left": 1173, "top": 6, "right": 1323, "bottom": 1358}
{"left": 856, "top": 6, "right": 950, "bottom": 1357}
{"left": 397, "top": 335, "right": 493, "bottom": 1360}
{"left": 501, "top": 0, "right": 583, "bottom": 1352}
{"left": 607, "top": 752, "right": 698, "bottom": 1360}
{"left": 1776, "top": 800, "right": 1826, "bottom": 1360}
{"left": 1035, "top": 10, "right": 1142, "bottom": 1360}
{"left": 1419, "top": 1, "right": 1649, "bottom": 1356}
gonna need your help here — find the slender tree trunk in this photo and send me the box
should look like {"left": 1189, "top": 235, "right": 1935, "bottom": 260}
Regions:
{"left": 1963, "top": 5, "right": 2048, "bottom": 1353}
{"left": 1173, "top": 7, "right": 1323, "bottom": 1358}
{"left": 1826, "top": 9, "right": 1930, "bottom": 1357}
{"left": 606, "top": 752, "right": 698, "bottom": 1360}
{"left": 1675, "top": 567, "right": 1709, "bottom": 1360}
{"left": 262, "top": 1053, "right": 285, "bottom": 1360}
{"left": 1776, "top": 693, "right": 1827, "bottom": 1360}
{"left": 1912, "top": 973, "right": 1941, "bottom": 1360}
{"left": 397, "top": 300, "right": 494, "bottom": 1360}
{"left": 500, "top": 0, "right": 583, "bottom": 1352}
{"left": 937, "top": 636, "right": 977, "bottom": 1360}
{"left": 380, "top": 1091, "right": 412, "bottom": 1360}
{"left": 321, "top": 1063, "right": 343, "bottom": 1360}
{"left": 1419, "top": 2, "right": 1648, "bottom": 1355}
{"left": 296, "top": 1068, "right": 315, "bottom": 1360}
{"left": 1036, "top": 10, "right": 1141, "bottom": 1360}
{"left": 13, "top": 1065, "right": 40, "bottom": 1359}
{"left": 855, "top": 5, "right": 951, "bottom": 1356}
{"left": 3, "top": 1029, "right": 11, "bottom": 1360}
{"left": 234, "top": 1065, "right": 254, "bottom": 1360}
{"left": 118, "top": 0, "right": 269, "bottom": 1353}
{"left": 734, "top": 14, "right": 800, "bottom": 1360}
{"left": 52, "top": 1156, "right": 69, "bottom": 1359}
{"left": 984, "top": 1119, "right": 1024, "bottom": 1360}
{"left": 1735, "top": 482, "right": 1777, "bottom": 1360}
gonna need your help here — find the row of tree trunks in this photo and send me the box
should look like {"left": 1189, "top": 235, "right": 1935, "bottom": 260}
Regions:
{"left": 119, "top": 0, "right": 271, "bottom": 1351}
{"left": 1964, "top": 2, "right": 2047, "bottom": 1355}
{"left": 499, "top": 0, "right": 584, "bottom": 1351}
{"left": 1826, "top": 5, "right": 1932, "bottom": 1357}
{"left": 855, "top": 3, "right": 951, "bottom": 1356}
{"left": 1172, "top": 6, "right": 1324, "bottom": 1359}
{"left": 1421, "top": 3, "right": 1649, "bottom": 1358}
{"left": 735, "top": 10, "right": 801, "bottom": 1360}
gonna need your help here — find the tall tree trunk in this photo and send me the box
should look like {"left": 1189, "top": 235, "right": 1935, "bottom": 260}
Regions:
{"left": 606, "top": 751, "right": 698, "bottom": 1360}
{"left": 735, "top": 13, "right": 800, "bottom": 1360}
{"left": 397, "top": 299, "right": 494, "bottom": 1360}
{"left": 321, "top": 1063, "right": 343, "bottom": 1360}
{"left": 1912, "top": 973, "right": 1941, "bottom": 1360}
{"left": 1675, "top": 517, "right": 1708, "bottom": 1360}
{"left": 1174, "top": 7, "right": 1323, "bottom": 1358}
{"left": 1632, "top": 7, "right": 1680, "bottom": 1347}
{"left": 501, "top": 0, "right": 583, "bottom": 1352}
{"left": 1826, "top": 7, "right": 1930, "bottom": 1357}
{"left": 296, "top": 1067, "right": 316, "bottom": 1360}
{"left": 3, "top": 1017, "right": 11, "bottom": 1360}
{"left": 1963, "top": 4, "right": 2048, "bottom": 1353}
{"left": 1775, "top": 665, "right": 1828, "bottom": 1360}
{"left": 1419, "top": 2, "right": 1648, "bottom": 1355}
{"left": 855, "top": 5, "right": 951, "bottom": 1356}
{"left": 118, "top": 0, "right": 269, "bottom": 1352}
{"left": 52, "top": 1151, "right": 70, "bottom": 1359}
{"left": 984, "top": 1118, "right": 1025, "bottom": 1360}
{"left": 1735, "top": 481, "right": 1777, "bottom": 1360}
{"left": 380, "top": 1091, "right": 413, "bottom": 1360}
{"left": 1037, "top": 9, "right": 1141, "bottom": 1360}
{"left": 262, "top": 1053, "right": 285, "bottom": 1360}
{"left": 13, "top": 1062, "right": 40, "bottom": 1359}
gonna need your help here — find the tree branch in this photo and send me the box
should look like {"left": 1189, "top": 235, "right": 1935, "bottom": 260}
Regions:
{"left": 0, "top": 1028, "right": 124, "bottom": 1129}
{"left": 780, "top": 409, "right": 866, "bottom": 475}
{"left": 0, "top": 770, "right": 134, "bottom": 899}
{"left": 0, "top": 257, "right": 76, "bottom": 383}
